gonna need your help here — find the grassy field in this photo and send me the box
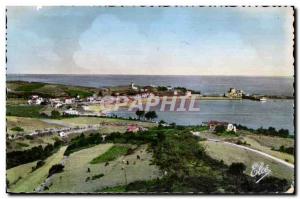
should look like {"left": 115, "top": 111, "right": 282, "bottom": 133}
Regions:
{"left": 65, "top": 88, "right": 93, "bottom": 98}
{"left": 45, "top": 144, "right": 160, "bottom": 193}
{"left": 43, "top": 117, "right": 156, "bottom": 132}
{"left": 203, "top": 141, "right": 294, "bottom": 182}
{"left": 55, "top": 117, "right": 155, "bottom": 126}
{"left": 199, "top": 130, "right": 294, "bottom": 163}
{"left": 7, "top": 161, "right": 38, "bottom": 187}
{"left": 6, "top": 105, "right": 44, "bottom": 118}
{"left": 7, "top": 116, "right": 63, "bottom": 152}
{"left": 7, "top": 116, "right": 64, "bottom": 135}
{"left": 100, "top": 185, "right": 127, "bottom": 192}
{"left": 243, "top": 136, "right": 294, "bottom": 164}
{"left": 7, "top": 146, "right": 67, "bottom": 193}
{"left": 6, "top": 98, "right": 28, "bottom": 106}
{"left": 90, "top": 145, "right": 131, "bottom": 164}
{"left": 7, "top": 81, "right": 99, "bottom": 98}
{"left": 245, "top": 134, "right": 294, "bottom": 148}
{"left": 15, "top": 83, "right": 46, "bottom": 92}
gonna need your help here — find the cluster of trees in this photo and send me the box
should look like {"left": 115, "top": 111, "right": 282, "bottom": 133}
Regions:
{"left": 272, "top": 145, "right": 294, "bottom": 155}
{"left": 236, "top": 124, "right": 291, "bottom": 138}
{"left": 64, "top": 133, "right": 103, "bottom": 156}
{"left": 65, "top": 130, "right": 160, "bottom": 156}
{"left": 7, "top": 140, "right": 63, "bottom": 169}
{"left": 214, "top": 125, "right": 237, "bottom": 136}
{"left": 157, "top": 86, "right": 168, "bottom": 91}
{"left": 135, "top": 110, "right": 157, "bottom": 121}
{"left": 257, "top": 127, "right": 290, "bottom": 138}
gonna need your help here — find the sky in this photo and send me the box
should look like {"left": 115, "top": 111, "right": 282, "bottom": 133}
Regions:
{"left": 7, "top": 7, "right": 294, "bottom": 76}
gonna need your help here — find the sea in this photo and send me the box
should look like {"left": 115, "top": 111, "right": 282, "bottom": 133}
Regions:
{"left": 7, "top": 74, "right": 295, "bottom": 133}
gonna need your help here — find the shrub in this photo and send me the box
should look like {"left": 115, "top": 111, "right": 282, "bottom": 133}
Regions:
{"left": 32, "top": 160, "right": 45, "bottom": 172}
{"left": 51, "top": 110, "right": 61, "bottom": 119}
{"left": 11, "top": 126, "right": 24, "bottom": 132}
{"left": 228, "top": 162, "right": 246, "bottom": 176}
{"left": 48, "top": 164, "right": 64, "bottom": 177}
{"left": 272, "top": 145, "right": 294, "bottom": 155}
{"left": 91, "top": 173, "right": 104, "bottom": 180}
{"left": 215, "top": 125, "right": 226, "bottom": 134}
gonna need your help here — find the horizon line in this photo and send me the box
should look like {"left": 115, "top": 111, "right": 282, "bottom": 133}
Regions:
{"left": 6, "top": 73, "right": 294, "bottom": 78}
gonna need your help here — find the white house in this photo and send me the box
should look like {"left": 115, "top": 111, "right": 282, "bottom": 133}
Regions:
{"left": 50, "top": 98, "right": 62, "bottom": 107}
{"left": 63, "top": 109, "right": 79, "bottom": 115}
{"left": 36, "top": 98, "right": 44, "bottom": 105}
{"left": 161, "top": 123, "right": 170, "bottom": 127}
{"left": 190, "top": 131, "right": 201, "bottom": 137}
{"left": 226, "top": 88, "right": 243, "bottom": 98}
{"left": 167, "top": 86, "right": 173, "bottom": 91}
{"left": 227, "top": 123, "right": 237, "bottom": 132}
{"left": 28, "top": 96, "right": 44, "bottom": 105}
{"left": 65, "top": 98, "right": 75, "bottom": 104}
{"left": 131, "top": 82, "right": 138, "bottom": 90}
{"left": 185, "top": 91, "right": 192, "bottom": 97}
{"left": 59, "top": 131, "right": 66, "bottom": 137}
{"left": 55, "top": 103, "right": 63, "bottom": 108}
{"left": 31, "top": 95, "right": 39, "bottom": 99}
{"left": 82, "top": 105, "right": 90, "bottom": 111}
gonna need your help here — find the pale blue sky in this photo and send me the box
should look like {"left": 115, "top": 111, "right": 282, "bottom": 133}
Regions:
{"left": 7, "top": 7, "right": 293, "bottom": 76}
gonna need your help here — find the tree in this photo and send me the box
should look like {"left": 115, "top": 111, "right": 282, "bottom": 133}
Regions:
{"left": 48, "top": 164, "right": 64, "bottom": 177}
{"left": 135, "top": 109, "right": 145, "bottom": 120}
{"left": 228, "top": 162, "right": 246, "bottom": 176}
{"left": 157, "top": 86, "right": 168, "bottom": 91}
{"left": 215, "top": 125, "right": 225, "bottom": 134}
{"left": 174, "top": 87, "right": 187, "bottom": 92}
{"left": 51, "top": 110, "right": 61, "bottom": 118}
{"left": 228, "top": 162, "right": 246, "bottom": 191}
{"left": 145, "top": 111, "right": 157, "bottom": 121}
{"left": 278, "top": 129, "right": 289, "bottom": 137}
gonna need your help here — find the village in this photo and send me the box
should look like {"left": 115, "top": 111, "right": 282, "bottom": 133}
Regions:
{"left": 14, "top": 82, "right": 265, "bottom": 141}
{"left": 25, "top": 81, "right": 270, "bottom": 121}
{"left": 24, "top": 82, "right": 202, "bottom": 119}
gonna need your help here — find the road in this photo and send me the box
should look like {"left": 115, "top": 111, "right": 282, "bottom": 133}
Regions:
{"left": 207, "top": 138, "right": 294, "bottom": 169}
{"left": 9, "top": 123, "right": 102, "bottom": 140}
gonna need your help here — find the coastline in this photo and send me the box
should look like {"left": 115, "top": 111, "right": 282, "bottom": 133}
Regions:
{"left": 7, "top": 80, "right": 294, "bottom": 100}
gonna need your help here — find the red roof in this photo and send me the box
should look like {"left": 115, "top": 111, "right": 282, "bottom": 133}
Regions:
{"left": 127, "top": 124, "right": 140, "bottom": 132}
{"left": 208, "top": 121, "right": 228, "bottom": 126}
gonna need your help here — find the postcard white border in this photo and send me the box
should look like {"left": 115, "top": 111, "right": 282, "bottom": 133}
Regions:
{"left": 0, "top": 1, "right": 298, "bottom": 199}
